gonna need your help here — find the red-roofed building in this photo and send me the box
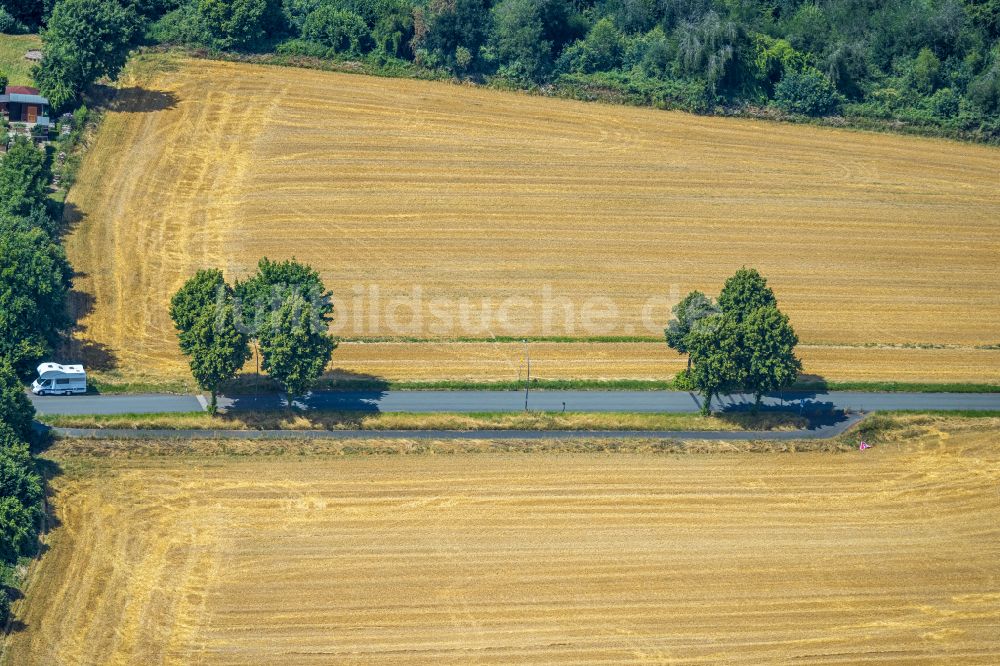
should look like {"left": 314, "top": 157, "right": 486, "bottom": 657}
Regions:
{"left": 5, "top": 86, "right": 40, "bottom": 95}
{"left": 0, "top": 85, "right": 50, "bottom": 127}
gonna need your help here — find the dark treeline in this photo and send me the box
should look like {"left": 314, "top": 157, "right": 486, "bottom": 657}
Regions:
{"left": 7, "top": 0, "right": 1000, "bottom": 140}
{"left": 0, "top": 135, "right": 70, "bottom": 626}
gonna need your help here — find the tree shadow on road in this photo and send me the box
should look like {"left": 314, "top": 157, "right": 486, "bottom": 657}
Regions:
{"left": 716, "top": 401, "right": 849, "bottom": 431}
{"left": 220, "top": 371, "right": 391, "bottom": 429}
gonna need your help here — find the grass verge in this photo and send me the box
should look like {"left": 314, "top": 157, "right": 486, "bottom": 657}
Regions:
{"left": 836, "top": 411, "right": 1000, "bottom": 448}
{"left": 37, "top": 410, "right": 809, "bottom": 432}
{"left": 0, "top": 34, "right": 41, "bottom": 87}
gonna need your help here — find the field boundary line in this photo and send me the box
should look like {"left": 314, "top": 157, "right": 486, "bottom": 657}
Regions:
{"left": 43, "top": 413, "right": 866, "bottom": 441}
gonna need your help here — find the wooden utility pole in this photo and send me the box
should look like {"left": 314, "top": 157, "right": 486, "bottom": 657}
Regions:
{"left": 524, "top": 341, "right": 531, "bottom": 411}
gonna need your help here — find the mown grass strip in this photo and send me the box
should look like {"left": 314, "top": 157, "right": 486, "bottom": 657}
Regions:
{"left": 37, "top": 410, "right": 808, "bottom": 432}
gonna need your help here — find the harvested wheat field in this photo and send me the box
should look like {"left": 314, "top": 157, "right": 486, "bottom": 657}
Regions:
{"left": 7, "top": 420, "right": 1000, "bottom": 664}
{"left": 329, "top": 341, "right": 1000, "bottom": 383}
{"left": 65, "top": 55, "right": 1000, "bottom": 385}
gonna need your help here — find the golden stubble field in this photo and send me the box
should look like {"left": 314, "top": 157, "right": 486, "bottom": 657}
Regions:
{"left": 64, "top": 55, "right": 1000, "bottom": 385}
{"left": 6, "top": 420, "right": 1000, "bottom": 664}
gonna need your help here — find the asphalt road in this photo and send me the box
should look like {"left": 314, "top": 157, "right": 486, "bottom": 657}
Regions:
{"left": 28, "top": 389, "right": 1000, "bottom": 415}
{"left": 29, "top": 393, "right": 204, "bottom": 415}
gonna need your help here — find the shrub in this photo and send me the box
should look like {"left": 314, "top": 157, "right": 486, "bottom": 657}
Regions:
{"left": 0, "top": 7, "right": 28, "bottom": 34}
{"left": 302, "top": 7, "right": 371, "bottom": 56}
{"left": 556, "top": 18, "right": 624, "bottom": 74}
{"left": 553, "top": 71, "right": 712, "bottom": 113}
{"left": 0, "top": 496, "right": 37, "bottom": 562}
{"left": 148, "top": 4, "right": 212, "bottom": 47}
{"left": 967, "top": 63, "right": 1000, "bottom": 114}
{"left": 0, "top": 365, "right": 33, "bottom": 442}
{"left": 929, "top": 87, "right": 959, "bottom": 118}
{"left": 197, "top": 0, "right": 282, "bottom": 51}
{"left": 672, "top": 368, "right": 696, "bottom": 391}
{"left": 912, "top": 47, "right": 940, "bottom": 94}
{"left": 774, "top": 67, "right": 840, "bottom": 116}
{"left": 0, "top": 438, "right": 43, "bottom": 514}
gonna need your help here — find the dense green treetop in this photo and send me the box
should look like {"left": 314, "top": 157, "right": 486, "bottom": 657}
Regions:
{"left": 665, "top": 290, "right": 718, "bottom": 357}
{"left": 169, "top": 268, "right": 229, "bottom": 333}
{"left": 686, "top": 312, "right": 745, "bottom": 415}
{"left": 0, "top": 228, "right": 73, "bottom": 376}
{"left": 0, "top": 140, "right": 50, "bottom": 221}
{"left": 35, "top": 0, "right": 141, "bottom": 110}
{"left": 176, "top": 298, "right": 251, "bottom": 412}
{"left": 741, "top": 305, "right": 802, "bottom": 406}
{"left": 235, "top": 257, "right": 333, "bottom": 336}
{"left": 0, "top": 432, "right": 43, "bottom": 518}
{"left": 197, "top": 0, "right": 283, "bottom": 50}
{"left": 258, "top": 293, "right": 336, "bottom": 397}
{"left": 717, "top": 267, "right": 777, "bottom": 322}
{"left": 0, "top": 362, "right": 35, "bottom": 442}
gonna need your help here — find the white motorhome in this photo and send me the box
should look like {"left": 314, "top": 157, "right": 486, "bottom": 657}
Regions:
{"left": 31, "top": 363, "right": 87, "bottom": 396}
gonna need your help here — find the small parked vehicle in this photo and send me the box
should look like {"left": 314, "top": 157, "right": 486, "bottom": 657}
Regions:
{"left": 31, "top": 363, "right": 87, "bottom": 396}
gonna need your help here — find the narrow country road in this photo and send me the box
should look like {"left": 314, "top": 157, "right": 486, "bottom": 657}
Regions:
{"left": 27, "top": 389, "right": 1000, "bottom": 416}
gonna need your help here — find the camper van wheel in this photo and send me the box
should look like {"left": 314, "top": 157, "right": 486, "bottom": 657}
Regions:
{"left": 62, "top": 391, "right": 71, "bottom": 396}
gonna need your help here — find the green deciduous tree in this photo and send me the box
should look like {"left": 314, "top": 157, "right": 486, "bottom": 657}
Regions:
{"left": 687, "top": 313, "right": 744, "bottom": 415}
{"left": 741, "top": 306, "right": 801, "bottom": 411}
{"left": 670, "top": 268, "right": 800, "bottom": 414}
{"left": 169, "top": 269, "right": 228, "bottom": 332}
{"left": 0, "top": 208, "right": 60, "bottom": 239}
{"left": 774, "top": 67, "right": 840, "bottom": 115}
{"left": 170, "top": 270, "right": 251, "bottom": 413}
{"left": 0, "top": 434, "right": 43, "bottom": 520}
{"left": 372, "top": 5, "right": 415, "bottom": 59}
{"left": 235, "top": 257, "right": 334, "bottom": 336}
{"left": 302, "top": 7, "right": 372, "bottom": 55}
{"left": 413, "top": 0, "right": 492, "bottom": 73}
{"left": 0, "top": 364, "right": 35, "bottom": 442}
{"left": 35, "top": 0, "right": 141, "bottom": 111}
{"left": 0, "top": 228, "right": 73, "bottom": 376}
{"left": 198, "top": 0, "right": 283, "bottom": 50}
{"left": 0, "top": 496, "right": 37, "bottom": 562}
{"left": 665, "top": 290, "right": 718, "bottom": 369}
{"left": 557, "top": 18, "right": 624, "bottom": 73}
{"left": 0, "top": 139, "right": 50, "bottom": 220}
{"left": 491, "top": 0, "right": 550, "bottom": 81}
{"left": 0, "top": 0, "right": 46, "bottom": 30}
{"left": 0, "top": 425, "right": 43, "bottom": 592}
{"left": 967, "top": 62, "right": 1000, "bottom": 114}
{"left": 181, "top": 302, "right": 251, "bottom": 413}
{"left": 912, "top": 47, "right": 941, "bottom": 94}
{"left": 258, "top": 294, "right": 336, "bottom": 397}
{"left": 717, "top": 266, "right": 777, "bottom": 321}
{"left": 675, "top": 11, "right": 756, "bottom": 96}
